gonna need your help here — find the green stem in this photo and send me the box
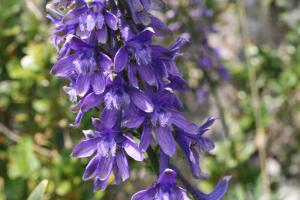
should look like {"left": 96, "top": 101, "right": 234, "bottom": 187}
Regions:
{"left": 146, "top": 147, "right": 160, "bottom": 176}
{"left": 235, "top": 0, "right": 271, "bottom": 197}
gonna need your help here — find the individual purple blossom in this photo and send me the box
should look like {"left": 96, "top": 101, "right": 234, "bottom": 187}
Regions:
{"left": 51, "top": 36, "right": 111, "bottom": 97}
{"left": 122, "top": 0, "right": 171, "bottom": 36}
{"left": 172, "top": 165, "right": 231, "bottom": 200}
{"left": 71, "top": 108, "right": 143, "bottom": 190}
{"left": 122, "top": 88, "right": 198, "bottom": 156}
{"left": 131, "top": 169, "right": 190, "bottom": 200}
{"left": 175, "top": 117, "right": 216, "bottom": 178}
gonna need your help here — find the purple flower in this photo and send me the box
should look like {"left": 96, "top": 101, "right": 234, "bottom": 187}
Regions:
{"left": 122, "top": 89, "right": 198, "bottom": 156}
{"left": 71, "top": 108, "right": 143, "bottom": 190}
{"left": 51, "top": 36, "right": 111, "bottom": 97}
{"left": 175, "top": 117, "right": 216, "bottom": 178}
{"left": 48, "top": 0, "right": 230, "bottom": 197}
{"left": 131, "top": 169, "right": 190, "bottom": 200}
{"left": 123, "top": 0, "right": 171, "bottom": 36}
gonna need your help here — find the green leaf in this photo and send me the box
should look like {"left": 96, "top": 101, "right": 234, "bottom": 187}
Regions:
{"left": 27, "top": 180, "right": 48, "bottom": 200}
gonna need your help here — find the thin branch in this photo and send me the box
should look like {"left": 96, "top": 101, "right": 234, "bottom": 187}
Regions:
{"left": 235, "top": 0, "right": 271, "bottom": 197}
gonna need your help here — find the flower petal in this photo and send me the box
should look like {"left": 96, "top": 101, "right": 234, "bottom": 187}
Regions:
{"left": 101, "top": 108, "right": 120, "bottom": 129}
{"left": 159, "top": 151, "right": 170, "bottom": 173}
{"left": 150, "top": 16, "right": 172, "bottom": 37}
{"left": 195, "top": 176, "right": 231, "bottom": 200}
{"left": 97, "top": 52, "right": 113, "bottom": 70}
{"left": 171, "top": 111, "right": 198, "bottom": 135}
{"left": 131, "top": 188, "right": 157, "bottom": 200}
{"left": 116, "top": 150, "right": 130, "bottom": 181}
{"left": 76, "top": 74, "right": 90, "bottom": 97}
{"left": 91, "top": 72, "right": 106, "bottom": 95}
{"left": 71, "top": 137, "right": 99, "bottom": 158}
{"left": 69, "top": 36, "right": 91, "bottom": 50}
{"left": 114, "top": 46, "right": 128, "bottom": 72}
{"left": 123, "top": 136, "right": 144, "bottom": 161}
{"left": 76, "top": 92, "right": 103, "bottom": 112}
{"left": 51, "top": 54, "right": 76, "bottom": 77}
{"left": 96, "top": 156, "right": 114, "bottom": 180}
{"left": 96, "top": 25, "right": 108, "bottom": 44}
{"left": 155, "top": 127, "right": 176, "bottom": 156}
{"left": 93, "top": 177, "right": 109, "bottom": 191}
{"left": 140, "top": 123, "right": 152, "bottom": 152}
{"left": 128, "top": 27, "right": 154, "bottom": 44}
{"left": 157, "top": 168, "right": 177, "bottom": 184}
{"left": 122, "top": 105, "right": 145, "bottom": 128}
{"left": 130, "top": 88, "right": 154, "bottom": 113}
{"left": 128, "top": 64, "right": 139, "bottom": 88}
{"left": 137, "top": 64, "right": 156, "bottom": 86}
{"left": 104, "top": 10, "right": 118, "bottom": 30}
{"left": 82, "top": 155, "right": 100, "bottom": 181}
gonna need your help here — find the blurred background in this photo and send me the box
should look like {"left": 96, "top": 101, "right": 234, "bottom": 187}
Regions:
{"left": 0, "top": 0, "right": 300, "bottom": 199}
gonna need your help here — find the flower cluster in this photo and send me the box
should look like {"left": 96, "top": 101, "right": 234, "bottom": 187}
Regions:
{"left": 47, "top": 0, "right": 230, "bottom": 199}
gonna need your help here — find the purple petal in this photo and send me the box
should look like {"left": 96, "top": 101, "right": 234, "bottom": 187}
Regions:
{"left": 130, "top": 88, "right": 154, "bottom": 113}
{"left": 51, "top": 55, "right": 76, "bottom": 77}
{"left": 76, "top": 74, "right": 90, "bottom": 97}
{"left": 168, "top": 75, "right": 190, "bottom": 92}
{"left": 82, "top": 155, "right": 100, "bottom": 180}
{"left": 159, "top": 151, "right": 170, "bottom": 173}
{"left": 157, "top": 168, "right": 177, "bottom": 184}
{"left": 128, "top": 64, "right": 139, "bottom": 88}
{"left": 137, "top": 64, "right": 156, "bottom": 86}
{"left": 122, "top": 105, "right": 145, "bottom": 128}
{"left": 137, "top": 11, "right": 151, "bottom": 26}
{"left": 140, "top": 123, "right": 152, "bottom": 152}
{"left": 69, "top": 36, "right": 92, "bottom": 50}
{"left": 113, "top": 165, "right": 121, "bottom": 184}
{"left": 114, "top": 46, "right": 128, "bottom": 72}
{"left": 123, "top": 136, "right": 144, "bottom": 161}
{"left": 101, "top": 108, "right": 120, "bottom": 129}
{"left": 73, "top": 92, "right": 103, "bottom": 113}
{"left": 92, "top": 118, "right": 104, "bottom": 130}
{"left": 96, "top": 156, "right": 114, "bottom": 180}
{"left": 131, "top": 188, "right": 157, "bottom": 200}
{"left": 171, "top": 111, "right": 198, "bottom": 135}
{"left": 150, "top": 16, "right": 172, "bottom": 37}
{"left": 97, "top": 52, "right": 113, "bottom": 70}
{"left": 104, "top": 10, "right": 118, "bottom": 30}
{"left": 96, "top": 26, "right": 108, "bottom": 44}
{"left": 122, "top": 114, "right": 145, "bottom": 129}
{"left": 94, "top": 177, "right": 109, "bottom": 191}
{"left": 199, "top": 117, "right": 216, "bottom": 133}
{"left": 71, "top": 137, "right": 99, "bottom": 158}
{"left": 176, "top": 134, "right": 207, "bottom": 178}
{"left": 91, "top": 72, "right": 105, "bottom": 95}
{"left": 175, "top": 187, "right": 191, "bottom": 200}
{"left": 62, "top": 7, "right": 84, "bottom": 25}
{"left": 195, "top": 176, "right": 231, "bottom": 200}
{"left": 116, "top": 150, "right": 130, "bottom": 181}
{"left": 197, "top": 137, "right": 215, "bottom": 152}
{"left": 72, "top": 110, "right": 84, "bottom": 127}
{"left": 86, "top": 14, "right": 96, "bottom": 32}
{"left": 128, "top": 27, "right": 154, "bottom": 44}
{"left": 155, "top": 127, "right": 176, "bottom": 156}
{"left": 131, "top": 1, "right": 143, "bottom": 11}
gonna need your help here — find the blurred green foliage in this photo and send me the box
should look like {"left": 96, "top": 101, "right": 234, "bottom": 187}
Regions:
{"left": 0, "top": 0, "right": 300, "bottom": 200}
